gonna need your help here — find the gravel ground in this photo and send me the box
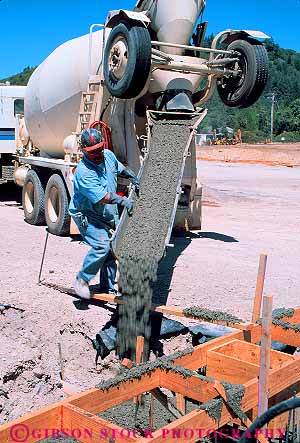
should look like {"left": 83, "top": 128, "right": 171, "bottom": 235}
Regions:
{"left": 0, "top": 160, "right": 300, "bottom": 424}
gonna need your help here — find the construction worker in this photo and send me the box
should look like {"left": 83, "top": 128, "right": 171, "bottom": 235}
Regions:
{"left": 69, "top": 128, "right": 140, "bottom": 300}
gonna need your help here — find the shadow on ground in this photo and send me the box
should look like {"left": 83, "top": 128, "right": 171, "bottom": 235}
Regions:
{"left": 82, "top": 230, "right": 238, "bottom": 360}
{"left": 0, "top": 183, "right": 21, "bottom": 204}
{"left": 196, "top": 231, "right": 238, "bottom": 243}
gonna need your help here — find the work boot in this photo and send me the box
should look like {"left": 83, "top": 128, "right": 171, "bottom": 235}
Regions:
{"left": 74, "top": 277, "right": 91, "bottom": 300}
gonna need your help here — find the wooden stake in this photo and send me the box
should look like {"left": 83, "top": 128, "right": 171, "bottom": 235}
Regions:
{"left": 136, "top": 336, "right": 144, "bottom": 364}
{"left": 176, "top": 393, "right": 185, "bottom": 414}
{"left": 258, "top": 294, "right": 273, "bottom": 417}
{"left": 252, "top": 254, "right": 268, "bottom": 323}
{"left": 134, "top": 336, "right": 144, "bottom": 404}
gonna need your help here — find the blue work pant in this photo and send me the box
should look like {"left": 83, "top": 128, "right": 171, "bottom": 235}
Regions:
{"left": 73, "top": 216, "right": 116, "bottom": 291}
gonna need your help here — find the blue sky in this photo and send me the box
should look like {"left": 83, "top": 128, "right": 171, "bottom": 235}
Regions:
{"left": 0, "top": 0, "right": 299, "bottom": 79}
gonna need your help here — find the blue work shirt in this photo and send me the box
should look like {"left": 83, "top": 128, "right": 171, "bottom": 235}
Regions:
{"left": 69, "top": 150, "right": 125, "bottom": 228}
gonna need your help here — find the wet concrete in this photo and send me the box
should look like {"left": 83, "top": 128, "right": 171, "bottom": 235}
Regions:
{"left": 272, "top": 307, "right": 295, "bottom": 320}
{"left": 221, "top": 381, "right": 246, "bottom": 422}
{"left": 115, "top": 117, "right": 197, "bottom": 359}
{"left": 117, "top": 257, "right": 158, "bottom": 360}
{"left": 200, "top": 398, "right": 223, "bottom": 422}
{"left": 257, "top": 307, "right": 300, "bottom": 332}
{"left": 183, "top": 306, "right": 242, "bottom": 324}
{"left": 99, "top": 393, "right": 199, "bottom": 433}
{"left": 96, "top": 347, "right": 194, "bottom": 391}
{"left": 99, "top": 396, "right": 173, "bottom": 432}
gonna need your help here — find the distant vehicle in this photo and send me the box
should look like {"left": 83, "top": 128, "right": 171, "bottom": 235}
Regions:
{"left": 0, "top": 83, "right": 26, "bottom": 184}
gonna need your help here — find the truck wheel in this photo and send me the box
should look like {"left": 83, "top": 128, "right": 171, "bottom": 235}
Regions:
{"left": 217, "top": 39, "right": 269, "bottom": 108}
{"left": 22, "top": 169, "right": 45, "bottom": 225}
{"left": 103, "top": 21, "right": 152, "bottom": 99}
{"left": 45, "top": 174, "right": 70, "bottom": 236}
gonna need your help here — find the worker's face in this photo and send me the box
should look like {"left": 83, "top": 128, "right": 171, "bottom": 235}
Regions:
{"left": 83, "top": 143, "right": 105, "bottom": 164}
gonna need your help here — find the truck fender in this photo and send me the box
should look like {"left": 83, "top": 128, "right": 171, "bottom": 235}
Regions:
{"left": 105, "top": 9, "right": 151, "bottom": 28}
{"left": 220, "top": 29, "right": 270, "bottom": 45}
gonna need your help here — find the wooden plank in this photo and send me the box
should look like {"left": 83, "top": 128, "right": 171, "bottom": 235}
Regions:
{"left": 258, "top": 295, "right": 273, "bottom": 416}
{"left": 136, "top": 358, "right": 300, "bottom": 443}
{"left": 91, "top": 294, "right": 253, "bottom": 330}
{"left": 207, "top": 339, "right": 292, "bottom": 368}
{"left": 150, "top": 388, "right": 183, "bottom": 419}
{"left": 277, "top": 306, "right": 300, "bottom": 324}
{"left": 62, "top": 404, "right": 138, "bottom": 443}
{"left": 92, "top": 293, "right": 124, "bottom": 304}
{"left": 267, "top": 381, "right": 300, "bottom": 430}
{"left": 176, "top": 393, "right": 185, "bottom": 414}
{"left": 2, "top": 352, "right": 300, "bottom": 443}
{"left": 213, "top": 381, "right": 269, "bottom": 443}
{"left": 152, "top": 305, "right": 253, "bottom": 330}
{"left": 173, "top": 330, "right": 244, "bottom": 370}
{"left": 252, "top": 253, "right": 268, "bottom": 323}
{"left": 0, "top": 404, "right": 62, "bottom": 443}
{"left": 160, "top": 371, "right": 219, "bottom": 403}
{"left": 270, "top": 324, "right": 300, "bottom": 347}
{"left": 250, "top": 321, "right": 300, "bottom": 347}
{"left": 206, "top": 350, "right": 259, "bottom": 384}
{"left": 69, "top": 370, "right": 160, "bottom": 414}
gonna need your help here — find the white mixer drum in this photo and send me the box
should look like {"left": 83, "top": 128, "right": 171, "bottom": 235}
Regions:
{"left": 25, "top": 31, "right": 103, "bottom": 158}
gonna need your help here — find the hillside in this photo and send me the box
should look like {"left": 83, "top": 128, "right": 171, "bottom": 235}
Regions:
{"left": 2, "top": 39, "right": 300, "bottom": 142}
{"left": 202, "top": 39, "right": 300, "bottom": 142}
{"left": 1, "top": 66, "right": 35, "bottom": 86}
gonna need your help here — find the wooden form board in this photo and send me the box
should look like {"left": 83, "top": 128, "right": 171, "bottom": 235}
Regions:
{"left": 91, "top": 292, "right": 300, "bottom": 346}
{"left": 2, "top": 326, "right": 300, "bottom": 443}
{"left": 206, "top": 339, "right": 294, "bottom": 384}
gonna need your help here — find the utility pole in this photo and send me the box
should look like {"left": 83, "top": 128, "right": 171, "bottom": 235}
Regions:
{"left": 270, "top": 93, "right": 275, "bottom": 143}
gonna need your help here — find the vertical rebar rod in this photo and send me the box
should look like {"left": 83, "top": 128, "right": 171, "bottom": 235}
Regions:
{"left": 38, "top": 230, "right": 49, "bottom": 284}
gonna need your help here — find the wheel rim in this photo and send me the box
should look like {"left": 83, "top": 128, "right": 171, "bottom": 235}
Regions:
{"left": 48, "top": 187, "right": 59, "bottom": 223}
{"left": 219, "top": 51, "right": 248, "bottom": 101}
{"left": 108, "top": 37, "right": 128, "bottom": 80}
{"left": 24, "top": 182, "right": 34, "bottom": 214}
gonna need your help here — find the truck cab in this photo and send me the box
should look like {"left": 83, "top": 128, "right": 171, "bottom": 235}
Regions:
{"left": 0, "top": 83, "right": 26, "bottom": 184}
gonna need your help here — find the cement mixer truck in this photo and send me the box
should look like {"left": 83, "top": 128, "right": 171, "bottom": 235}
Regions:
{"left": 14, "top": 0, "right": 269, "bottom": 236}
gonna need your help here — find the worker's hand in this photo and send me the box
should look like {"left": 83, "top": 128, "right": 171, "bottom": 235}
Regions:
{"left": 122, "top": 197, "right": 133, "bottom": 216}
{"left": 108, "top": 193, "right": 133, "bottom": 216}
{"left": 131, "top": 176, "right": 140, "bottom": 197}
{"left": 120, "top": 167, "right": 140, "bottom": 197}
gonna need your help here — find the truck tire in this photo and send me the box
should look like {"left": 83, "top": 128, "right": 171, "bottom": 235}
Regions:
{"left": 217, "top": 39, "right": 269, "bottom": 108}
{"left": 103, "top": 21, "right": 151, "bottom": 99}
{"left": 44, "top": 174, "right": 70, "bottom": 236}
{"left": 22, "top": 169, "right": 45, "bottom": 225}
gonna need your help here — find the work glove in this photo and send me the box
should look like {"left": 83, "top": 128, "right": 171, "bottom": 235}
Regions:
{"left": 109, "top": 193, "right": 133, "bottom": 216}
{"left": 120, "top": 167, "right": 140, "bottom": 196}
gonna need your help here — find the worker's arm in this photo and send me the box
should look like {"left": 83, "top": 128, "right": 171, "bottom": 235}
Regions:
{"left": 119, "top": 166, "right": 140, "bottom": 196}
{"left": 108, "top": 151, "right": 140, "bottom": 196}
{"left": 98, "top": 192, "right": 133, "bottom": 216}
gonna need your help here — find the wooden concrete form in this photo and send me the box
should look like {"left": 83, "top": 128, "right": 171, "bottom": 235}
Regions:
{"left": 92, "top": 292, "right": 300, "bottom": 349}
{"left": 2, "top": 312, "right": 300, "bottom": 443}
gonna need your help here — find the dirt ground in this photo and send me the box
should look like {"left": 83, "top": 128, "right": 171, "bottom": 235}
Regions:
{"left": 197, "top": 142, "right": 300, "bottom": 166}
{"left": 1, "top": 158, "right": 300, "bottom": 424}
